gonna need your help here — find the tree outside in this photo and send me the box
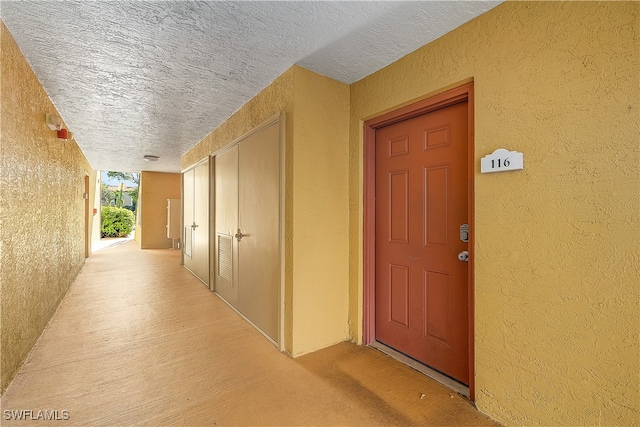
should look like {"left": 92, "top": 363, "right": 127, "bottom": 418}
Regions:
{"left": 101, "top": 171, "right": 139, "bottom": 211}
{"left": 100, "top": 171, "right": 139, "bottom": 239}
{"left": 101, "top": 182, "right": 115, "bottom": 206}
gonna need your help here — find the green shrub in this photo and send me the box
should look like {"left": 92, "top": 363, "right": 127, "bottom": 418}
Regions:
{"left": 101, "top": 206, "right": 134, "bottom": 238}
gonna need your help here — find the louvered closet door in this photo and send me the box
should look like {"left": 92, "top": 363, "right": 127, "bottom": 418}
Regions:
{"left": 183, "top": 169, "right": 194, "bottom": 263}
{"left": 183, "top": 160, "right": 210, "bottom": 285}
{"left": 214, "top": 122, "right": 280, "bottom": 343}
{"left": 193, "top": 160, "right": 210, "bottom": 283}
{"left": 214, "top": 146, "right": 239, "bottom": 307}
{"left": 237, "top": 122, "right": 280, "bottom": 341}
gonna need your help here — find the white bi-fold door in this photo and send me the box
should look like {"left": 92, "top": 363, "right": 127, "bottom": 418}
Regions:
{"left": 214, "top": 121, "right": 280, "bottom": 343}
{"left": 183, "top": 159, "right": 210, "bottom": 285}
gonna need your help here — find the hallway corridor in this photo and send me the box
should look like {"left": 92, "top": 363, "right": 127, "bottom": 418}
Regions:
{"left": 1, "top": 242, "right": 497, "bottom": 426}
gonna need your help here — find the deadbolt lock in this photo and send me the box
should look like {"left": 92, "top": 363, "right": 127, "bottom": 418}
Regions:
{"left": 459, "top": 223, "right": 469, "bottom": 243}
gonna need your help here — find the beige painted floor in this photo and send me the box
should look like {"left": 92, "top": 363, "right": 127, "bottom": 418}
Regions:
{"left": 1, "top": 242, "right": 499, "bottom": 426}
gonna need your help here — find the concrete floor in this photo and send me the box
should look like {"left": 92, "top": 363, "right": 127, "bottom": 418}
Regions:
{"left": 91, "top": 235, "right": 134, "bottom": 252}
{"left": 1, "top": 242, "right": 499, "bottom": 426}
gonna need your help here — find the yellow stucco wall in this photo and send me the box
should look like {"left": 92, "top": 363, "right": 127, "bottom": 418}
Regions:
{"left": 290, "top": 67, "right": 350, "bottom": 355}
{"left": 134, "top": 207, "right": 142, "bottom": 246}
{"left": 182, "top": 67, "right": 350, "bottom": 356}
{"left": 349, "top": 2, "right": 639, "bottom": 425}
{"left": 0, "top": 22, "right": 96, "bottom": 393}
{"left": 138, "top": 171, "right": 181, "bottom": 249}
{"left": 134, "top": 175, "right": 142, "bottom": 246}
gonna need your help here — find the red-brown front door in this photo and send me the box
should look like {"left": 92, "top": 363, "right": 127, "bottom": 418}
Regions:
{"left": 375, "top": 100, "right": 469, "bottom": 384}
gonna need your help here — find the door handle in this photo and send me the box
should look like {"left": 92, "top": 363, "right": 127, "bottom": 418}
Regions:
{"left": 191, "top": 222, "right": 198, "bottom": 229}
{"left": 457, "top": 251, "right": 469, "bottom": 262}
{"left": 234, "top": 228, "right": 245, "bottom": 242}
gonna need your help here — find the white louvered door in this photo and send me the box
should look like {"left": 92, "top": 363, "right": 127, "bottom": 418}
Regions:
{"left": 214, "top": 146, "right": 239, "bottom": 307}
{"left": 183, "top": 159, "right": 210, "bottom": 285}
{"left": 214, "top": 121, "right": 280, "bottom": 343}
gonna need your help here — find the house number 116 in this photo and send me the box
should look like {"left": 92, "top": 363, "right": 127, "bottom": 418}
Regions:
{"left": 481, "top": 149, "right": 524, "bottom": 173}
{"left": 491, "top": 158, "right": 510, "bottom": 169}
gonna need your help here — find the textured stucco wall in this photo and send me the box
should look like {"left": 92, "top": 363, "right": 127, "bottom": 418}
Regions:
{"left": 0, "top": 22, "right": 96, "bottom": 394}
{"left": 182, "top": 67, "right": 296, "bottom": 352}
{"left": 290, "top": 67, "right": 350, "bottom": 356}
{"left": 350, "top": 2, "right": 639, "bottom": 425}
{"left": 134, "top": 181, "right": 142, "bottom": 246}
{"left": 138, "top": 171, "right": 181, "bottom": 249}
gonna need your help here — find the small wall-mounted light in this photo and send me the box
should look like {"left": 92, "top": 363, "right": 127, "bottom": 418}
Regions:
{"left": 45, "top": 113, "right": 61, "bottom": 130}
{"left": 46, "top": 113, "right": 72, "bottom": 141}
{"left": 143, "top": 155, "right": 159, "bottom": 162}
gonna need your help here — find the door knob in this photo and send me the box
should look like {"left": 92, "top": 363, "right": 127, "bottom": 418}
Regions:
{"left": 457, "top": 251, "right": 469, "bottom": 262}
{"left": 234, "top": 228, "right": 245, "bottom": 242}
{"left": 191, "top": 222, "right": 198, "bottom": 229}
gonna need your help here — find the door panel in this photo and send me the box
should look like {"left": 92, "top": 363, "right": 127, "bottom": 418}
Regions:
{"left": 182, "top": 161, "right": 209, "bottom": 284}
{"left": 424, "top": 270, "right": 451, "bottom": 344}
{"left": 389, "top": 263, "right": 409, "bottom": 328}
{"left": 375, "top": 101, "right": 469, "bottom": 384}
{"left": 183, "top": 168, "right": 195, "bottom": 260}
{"left": 213, "top": 122, "right": 280, "bottom": 343}
{"left": 237, "top": 123, "right": 280, "bottom": 341}
{"left": 193, "top": 161, "right": 210, "bottom": 283}
{"left": 389, "top": 171, "right": 409, "bottom": 243}
{"left": 425, "top": 166, "right": 449, "bottom": 245}
{"left": 214, "top": 146, "right": 239, "bottom": 306}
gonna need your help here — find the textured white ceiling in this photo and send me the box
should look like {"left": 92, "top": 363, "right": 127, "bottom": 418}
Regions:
{"left": 1, "top": 1, "right": 501, "bottom": 173}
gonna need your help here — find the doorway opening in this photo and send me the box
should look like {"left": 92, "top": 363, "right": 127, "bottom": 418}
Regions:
{"left": 96, "top": 171, "right": 138, "bottom": 252}
{"left": 363, "top": 83, "right": 475, "bottom": 400}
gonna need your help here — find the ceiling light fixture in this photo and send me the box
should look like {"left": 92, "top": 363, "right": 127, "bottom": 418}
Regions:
{"left": 143, "top": 155, "right": 159, "bottom": 162}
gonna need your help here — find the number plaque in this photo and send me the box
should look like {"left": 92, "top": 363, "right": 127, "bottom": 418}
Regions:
{"left": 480, "top": 148, "right": 524, "bottom": 173}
